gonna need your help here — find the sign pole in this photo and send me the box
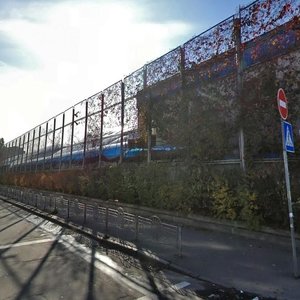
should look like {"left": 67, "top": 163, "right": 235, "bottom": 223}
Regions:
{"left": 281, "top": 120, "right": 298, "bottom": 278}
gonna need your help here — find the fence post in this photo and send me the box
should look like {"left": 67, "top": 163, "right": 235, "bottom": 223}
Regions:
{"left": 59, "top": 113, "right": 65, "bottom": 171}
{"left": 70, "top": 108, "right": 75, "bottom": 168}
{"left": 177, "top": 226, "right": 182, "bottom": 257}
{"left": 82, "top": 101, "right": 88, "bottom": 169}
{"left": 24, "top": 132, "right": 30, "bottom": 172}
{"left": 36, "top": 126, "right": 41, "bottom": 172}
{"left": 20, "top": 135, "right": 26, "bottom": 172}
{"left": 105, "top": 207, "right": 109, "bottom": 236}
{"left": 234, "top": 13, "right": 246, "bottom": 172}
{"left": 135, "top": 215, "right": 139, "bottom": 242}
{"left": 119, "top": 81, "right": 125, "bottom": 164}
{"left": 98, "top": 94, "right": 104, "bottom": 168}
{"left": 51, "top": 118, "right": 56, "bottom": 170}
{"left": 84, "top": 203, "right": 87, "bottom": 224}
{"left": 67, "top": 199, "right": 70, "bottom": 219}
{"left": 43, "top": 122, "right": 49, "bottom": 170}
{"left": 30, "top": 129, "right": 35, "bottom": 171}
{"left": 143, "top": 65, "right": 152, "bottom": 164}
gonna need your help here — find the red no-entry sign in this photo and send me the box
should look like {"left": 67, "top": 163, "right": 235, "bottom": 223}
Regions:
{"left": 277, "top": 88, "right": 288, "bottom": 120}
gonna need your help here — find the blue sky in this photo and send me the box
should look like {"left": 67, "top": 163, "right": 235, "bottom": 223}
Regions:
{"left": 0, "top": 0, "right": 252, "bottom": 142}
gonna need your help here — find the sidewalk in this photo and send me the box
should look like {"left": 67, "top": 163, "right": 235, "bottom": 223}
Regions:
{"left": 1, "top": 191, "right": 299, "bottom": 300}
{"left": 148, "top": 225, "right": 300, "bottom": 300}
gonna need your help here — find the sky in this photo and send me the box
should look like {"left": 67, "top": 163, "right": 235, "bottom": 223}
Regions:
{"left": 0, "top": 0, "right": 252, "bottom": 143}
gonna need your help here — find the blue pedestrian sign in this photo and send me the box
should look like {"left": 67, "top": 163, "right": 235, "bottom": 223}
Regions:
{"left": 283, "top": 121, "right": 295, "bottom": 153}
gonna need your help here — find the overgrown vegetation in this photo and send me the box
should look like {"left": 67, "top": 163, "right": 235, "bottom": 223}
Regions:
{"left": 1, "top": 160, "right": 299, "bottom": 231}
{"left": 1, "top": 15, "right": 300, "bottom": 232}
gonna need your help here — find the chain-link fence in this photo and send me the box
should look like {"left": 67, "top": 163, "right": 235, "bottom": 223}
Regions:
{"left": 0, "top": 0, "right": 299, "bottom": 173}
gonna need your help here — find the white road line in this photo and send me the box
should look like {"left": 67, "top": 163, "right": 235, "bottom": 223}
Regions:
{"left": 171, "top": 281, "right": 190, "bottom": 290}
{"left": 0, "top": 238, "right": 55, "bottom": 250}
{"left": 137, "top": 281, "right": 191, "bottom": 299}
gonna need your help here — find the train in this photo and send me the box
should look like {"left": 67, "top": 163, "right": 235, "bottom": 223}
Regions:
{"left": 0, "top": 134, "right": 177, "bottom": 171}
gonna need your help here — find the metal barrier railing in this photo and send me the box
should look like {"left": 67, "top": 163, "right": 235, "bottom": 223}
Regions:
{"left": 0, "top": 185, "right": 182, "bottom": 256}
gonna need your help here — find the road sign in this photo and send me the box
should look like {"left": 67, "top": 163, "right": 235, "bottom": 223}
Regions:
{"left": 280, "top": 119, "right": 298, "bottom": 277}
{"left": 277, "top": 88, "right": 288, "bottom": 120}
{"left": 283, "top": 121, "right": 295, "bottom": 153}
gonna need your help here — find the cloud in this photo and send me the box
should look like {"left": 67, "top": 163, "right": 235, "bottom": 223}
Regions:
{"left": 0, "top": 0, "right": 193, "bottom": 142}
{"left": 0, "top": 31, "right": 39, "bottom": 69}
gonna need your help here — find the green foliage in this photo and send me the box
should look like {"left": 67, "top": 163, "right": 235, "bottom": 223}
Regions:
{"left": 238, "top": 185, "right": 262, "bottom": 230}
{"left": 211, "top": 178, "right": 239, "bottom": 221}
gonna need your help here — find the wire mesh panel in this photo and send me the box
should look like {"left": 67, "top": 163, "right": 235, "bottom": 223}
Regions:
{"left": 184, "top": 16, "right": 235, "bottom": 69}
{"left": 31, "top": 127, "right": 39, "bottom": 170}
{"left": 147, "top": 47, "right": 181, "bottom": 86}
{"left": 72, "top": 101, "right": 86, "bottom": 167}
{"left": 124, "top": 68, "right": 145, "bottom": 161}
{"left": 240, "top": 0, "right": 300, "bottom": 43}
{"left": 37, "top": 123, "right": 47, "bottom": 170}
{"left": 52, "top": 113, "right": 64, "bottom": 169}
{"left": 86, "top": 92, "right": 102, "bottom": 165}
{"left": 102, "top": 81, "right": 122, "bottom": 162}
{"left": 61, "top": 108, "right": 73, "bottom": 169}
{"left": 124, "top": 68, "right": 144, "bottom": 100}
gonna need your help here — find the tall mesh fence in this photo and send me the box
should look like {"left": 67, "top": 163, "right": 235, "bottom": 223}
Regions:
{"left": 1, "top": 0, "right": 300, "bottom": 172}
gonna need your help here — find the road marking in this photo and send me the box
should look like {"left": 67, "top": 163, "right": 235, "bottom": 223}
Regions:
{"left": 0, "top": 238, "right": 55, "bottom": 250}
{"left": 171, "top": 281, "right": 190, "bottom": 290}
{"left": 136, "top": 281, "right": 191, "bottom": 299}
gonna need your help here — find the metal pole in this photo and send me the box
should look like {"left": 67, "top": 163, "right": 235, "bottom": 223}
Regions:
{"left": 177, "top": 226, "right": 182, "bottom": 257}
{"left": 11, "top": 140, "right": 16, "bottom": 171}
{"left": 25, "top": 132, "right": 30, "bottom": 172}
{"left": 98, "top": 94, "right": 104, "bottom": 168}
{"left": 7, "top": 142, "right": 11, "bottom": 172}
{"left": 17, "top": 137, "right": 21, "bottom": 172}
{"left": 105, "top": 207, "right": 109, "bottom": 235}
{"left": 234, "top": 13, "right": 246, "bottom": 172}
{"left": 70, "top": 108, "right": 75, "bottom": 168}
{"left": 119, "top": 81, "right": 125, "bottom": 164}
{"left": 281, "top": 120, "right": 298, "bottom": 277}
{"left": 83, "top": 101, "right": 88, "bottom": 168}
{"left": 43, "top": 122, "right": 49, "bottom": 170}
{"left": 135, "top": 215, "right": 139, "bottom": 241}
{"left": 4, "top": 142, "right": 9, "bottom": 172}
{"left": 143, "top": 65, "right": 151, "bottom": 163}
{"left": 30, "top": 130, "right": 35, "bottom": 171}
{"left": 36, "top": 126, "right": 41, "bottom": 172}
{"left": 59, "top": 113, "right": 65, "bottom": 171}
{"left": 84, "top": 203, "right": 87, "bottom": 224}
{"left": 51, "top": 118, "right": 56, "bottom": 169}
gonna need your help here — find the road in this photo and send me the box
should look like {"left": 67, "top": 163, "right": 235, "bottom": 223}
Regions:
{"left": 0, "top": 199, "right": 204, "bottom": 300}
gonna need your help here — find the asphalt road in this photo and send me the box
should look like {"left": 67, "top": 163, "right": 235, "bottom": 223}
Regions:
{"left": 0, "top": 200, "right": 148, "bottom": 300}
{"left": 0, "top": 199, "right": 207, "bottom": 300}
